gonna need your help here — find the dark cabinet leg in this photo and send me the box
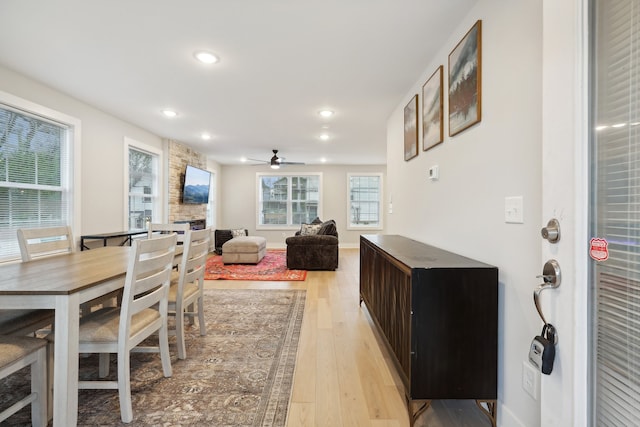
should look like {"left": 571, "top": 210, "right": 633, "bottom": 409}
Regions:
{"left": 406, "top": 397, "right": 431, "bottom": 427}
{"left": 475, "top": 399, "right": 497, "bottom": 427}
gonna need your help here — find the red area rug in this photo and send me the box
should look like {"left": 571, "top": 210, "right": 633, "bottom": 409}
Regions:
{"left": 205, "top": 249, "right": 307, "bottom": 281}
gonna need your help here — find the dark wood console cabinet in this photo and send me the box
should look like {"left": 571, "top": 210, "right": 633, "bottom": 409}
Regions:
{"left": 359, "top": 235, "right": 498, "bottom": 426}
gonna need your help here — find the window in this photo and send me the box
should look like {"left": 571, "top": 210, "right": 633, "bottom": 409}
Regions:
{"left": 0, "top": 95, "right": 79, "bottom": 262}
{"left": 126, "top": 139, "right": 161, "bottom": 230}
{"left": 257, "top": 173, "right": 321, "bottom": 227}
{"left": 348, "top": 173, "right": 382, "bottom": 229}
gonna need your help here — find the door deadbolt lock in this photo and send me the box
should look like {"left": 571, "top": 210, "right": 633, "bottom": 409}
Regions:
{"left": 541, "top": 218, "right": 561, "bottom": 243}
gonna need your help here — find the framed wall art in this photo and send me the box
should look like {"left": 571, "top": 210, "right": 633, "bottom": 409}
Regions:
{"left": 422, "top": 65, "right": 444, "bottom": 151}
{"left": 404, "top": 94, "right": 419, "bottom": 161}
{"left": 448, "top": 19, "right": 482, "bottom": 136}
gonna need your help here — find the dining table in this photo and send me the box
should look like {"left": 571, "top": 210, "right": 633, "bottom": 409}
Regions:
{"left": 0, "top": 246, "right": 131, "bottom": 426}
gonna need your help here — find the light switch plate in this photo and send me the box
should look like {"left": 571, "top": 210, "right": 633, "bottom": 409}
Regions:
{"left": 505, "top": 196, "right": 524, "bottom": 223}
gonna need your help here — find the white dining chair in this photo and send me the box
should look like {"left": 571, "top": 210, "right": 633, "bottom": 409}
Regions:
{"left": 147, "top": 222, "right": 190, "bottom": 267}
{"left": 168, "top": 228, "right": 210, "bottom": 359}
{"left": 75, "top": 233, "right": 177, "bottom": 423}
{"left": 0, "top": 335, "right": 48, "bottom": 427}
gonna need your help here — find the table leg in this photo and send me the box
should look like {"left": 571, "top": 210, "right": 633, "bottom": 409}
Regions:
{"left": 52, "top": 294, "right": 80, "bottom": 427}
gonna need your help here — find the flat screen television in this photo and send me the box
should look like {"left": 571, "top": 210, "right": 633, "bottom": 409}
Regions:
{"left": 182, "top": 165, "right": 211, "bottom": 204}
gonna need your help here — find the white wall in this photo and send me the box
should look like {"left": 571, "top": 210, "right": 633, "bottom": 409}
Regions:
{"left": 386, "top": 1, "right": 542, "bottom": 426}
{"left": 219, "top": 164, "right": 386, "bottom": 247}
{"left": 0, "top": 65, "right": 164, "bottom": 236}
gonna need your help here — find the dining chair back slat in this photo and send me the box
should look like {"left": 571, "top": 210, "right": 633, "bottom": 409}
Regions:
{"left": 147, "top": 222, "right": 189, "bottom": 243}
{"left": 17, "top": 226, "right": 74, "bottom": 262}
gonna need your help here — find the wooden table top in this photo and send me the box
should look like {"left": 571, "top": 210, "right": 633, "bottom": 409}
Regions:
{"left": 0, "top": 247, "right": 130, "bottom": 295}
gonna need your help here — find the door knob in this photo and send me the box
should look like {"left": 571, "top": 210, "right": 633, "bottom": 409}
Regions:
{"left": 541, "top": 218, "right": 561, "bottom": 243}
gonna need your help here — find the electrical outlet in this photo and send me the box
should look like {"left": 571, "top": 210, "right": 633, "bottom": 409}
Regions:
{"left": 522, "top": 360, "right": 539, "bottom": 400}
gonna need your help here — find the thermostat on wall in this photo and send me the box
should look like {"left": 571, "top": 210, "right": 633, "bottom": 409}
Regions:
{"left": 428, "top": 165, "right": 439, "bottom": 181}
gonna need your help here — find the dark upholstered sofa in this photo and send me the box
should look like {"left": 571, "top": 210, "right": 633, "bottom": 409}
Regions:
{"left": 285, "top": 218, "right": 338, "bottom": 270}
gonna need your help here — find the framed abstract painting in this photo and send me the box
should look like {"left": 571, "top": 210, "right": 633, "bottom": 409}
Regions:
{"left": 448, "top": 20, "right": 482, "bottom": 136}
{"left": 404, "top": 94, "right": 419, "bottom": 161}
{"left": 422, "top": 65, "right": 444, "bottom": 150}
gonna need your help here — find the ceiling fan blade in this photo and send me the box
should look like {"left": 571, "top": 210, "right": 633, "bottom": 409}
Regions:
{"left": 279, "top": 161, "right": 305, "bottom": 165}
{"left": 247, "top": 158, "right": 268, "bottom": 163}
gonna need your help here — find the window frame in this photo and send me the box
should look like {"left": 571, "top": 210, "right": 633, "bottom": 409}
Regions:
{"left": 347, "top": 172, "right": 383, "bottom": 230}
{"left": 256, "top": 172, "right": 323, "bottom": 230}
{"left": 0, "top": 90, "right": 81, "bottom": 262}
{"left": 123, "top": 137, "right": 163, "bottom": 230}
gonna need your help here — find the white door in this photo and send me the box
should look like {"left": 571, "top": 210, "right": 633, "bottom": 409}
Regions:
{"left": 540, "top": 1, "right": 589, "bottom": 426}
{"left": 541, "top": 1, "right": 640, "bottom": 425}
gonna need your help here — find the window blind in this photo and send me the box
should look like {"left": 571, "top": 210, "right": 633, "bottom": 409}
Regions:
{"left": 592, "top": 1, "right": 640, "bottom": 424}
{"left": 0, "top": 104, "right": 70, "bottom": 262}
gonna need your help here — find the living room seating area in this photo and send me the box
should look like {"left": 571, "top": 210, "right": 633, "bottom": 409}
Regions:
{"left": 214, "top": 218, "right": 338, "bottom": 271}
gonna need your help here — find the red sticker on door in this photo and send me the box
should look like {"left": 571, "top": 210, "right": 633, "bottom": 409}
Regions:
{"left": 590, "top": 238, "right": 609, "bottom": 261}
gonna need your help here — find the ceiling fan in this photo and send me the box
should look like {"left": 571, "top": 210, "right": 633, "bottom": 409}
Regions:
{"left": 248, "top": 149, "right": 305, "bottom": 169}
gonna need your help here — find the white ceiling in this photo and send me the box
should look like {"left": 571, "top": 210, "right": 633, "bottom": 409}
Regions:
{"left": 0, "top": 0, "right": 476, "bottom": 166}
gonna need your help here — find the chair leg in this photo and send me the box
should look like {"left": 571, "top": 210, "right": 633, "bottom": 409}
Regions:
{"left": 32, "top": 346, "right": 47, "bottom": 427}
{"left": 158, "top": 323, "right": 173, "bottom": 377}
{"left": 187, "top": 302, "right": 195, "bottom": 325}
{"left": 117, "top": 350, "right": 133, "bottom": 423}
{"left": 176, "top": 308, "right": 186, "bottom": 360}
{"left": 197, "top": 297, "right": 206, "bottom": 336}
{"left": 46, "top": 340, "right": 54, "bottom": 423}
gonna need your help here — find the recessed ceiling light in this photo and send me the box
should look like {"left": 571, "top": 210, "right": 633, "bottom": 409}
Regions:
{"left": 161, "top": 109, "right": 178, "bottom": 118}
{"left": 318, "top": 109, "right": 334, "bottom": 118}
{"left": 319, "top": 133, "right": 330, "bottom": 141}
{"left": 194, "top": 51, "right": 219, "bottom": 64}
{"left": 201, "top": 133, "right": 211, "bottom": 140}
{"left": 320, "top": 157, "right": 327, "bottom": 163}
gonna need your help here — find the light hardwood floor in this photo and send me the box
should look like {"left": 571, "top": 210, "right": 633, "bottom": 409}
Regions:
{"left": 204, "top": 248, "right": 492, "bottom": 427}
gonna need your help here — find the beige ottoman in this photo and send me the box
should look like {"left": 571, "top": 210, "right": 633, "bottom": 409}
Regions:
{"left": 222, "top": 236, "right": 267, "bottom": 264}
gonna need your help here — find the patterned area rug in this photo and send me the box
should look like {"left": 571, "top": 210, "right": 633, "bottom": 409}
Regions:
{"left": 0, "top": 289, "right": 306, "bottom": 427}
{"left": 205, "top": 250, "right": 307, "bottom": 281}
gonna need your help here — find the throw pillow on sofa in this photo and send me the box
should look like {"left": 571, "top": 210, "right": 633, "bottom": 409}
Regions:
{"left": 318, "top": 219, "right": 337, "bottom": 236}
{"left": 300, "top": 223, "right": 322, "bottom": 235}
{"left": 231, "top": 228, "right": 247, "bottom": 238}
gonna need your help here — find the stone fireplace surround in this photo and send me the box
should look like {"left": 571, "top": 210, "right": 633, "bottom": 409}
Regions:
{"left": 167, "top": 139, "right": 207, "bottom": 225}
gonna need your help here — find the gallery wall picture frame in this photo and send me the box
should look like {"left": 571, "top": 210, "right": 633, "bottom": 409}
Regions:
{"left": 404, "top": 94, "right": 419, "bottom": 161}
{"left": 422, "top": 65, "right": 444, "bottom": 151}
{"left": 448, "top": 19, "right": 482, "bottom": 136}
